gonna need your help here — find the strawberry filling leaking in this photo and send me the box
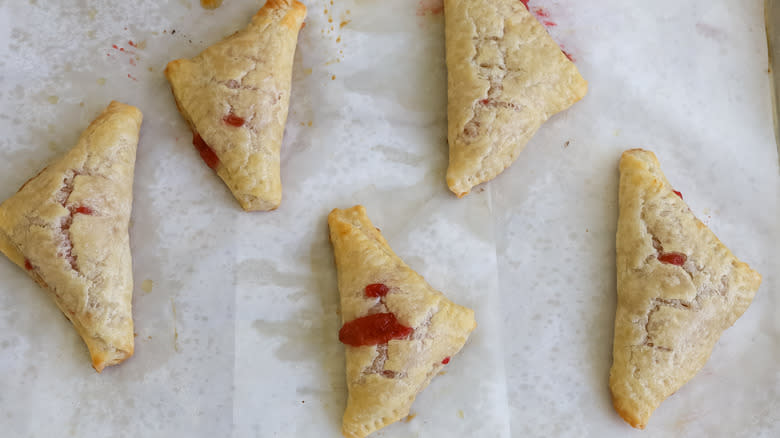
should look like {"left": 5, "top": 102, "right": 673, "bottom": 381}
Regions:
{"left": 339, "top": 313, "right": 413, "bottom": 347}
{"left": 223, "top": 113, "right": 245, "bottom": 127}
{"left": 673, "top": 190, "right": 683, "bottom": 199}
{"left": 24, "top": 259, "right": 33, "bottom": 270}
{"left": 658, "top": 252, "right": 687, "bottom": 266}
{"left": 75, "top": 206, "right": 93, "bottom": 215}
{"left": 364, "top": 283, "right": 390, "bottom": 298}
{"left": 192, "top": 132, "right": 220, "bottom": 169}
{"left": 442, "top": 356, "right": 451, "bottom": 365}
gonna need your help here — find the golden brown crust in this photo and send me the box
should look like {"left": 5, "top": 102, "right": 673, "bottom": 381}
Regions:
{"left": 165, "top": 0, "right": 306, "bottom": 211}
{"left": 610, "top": 148, "right": 762, "bottom": 428}
{"left": 0, "top": 101, "right": 142, "bottom": 372}
{"left": 444, "top": 0, "right": 587, "bottom": 197}
{"left": 328, "top": 206, "right": 476, "bottom": 438}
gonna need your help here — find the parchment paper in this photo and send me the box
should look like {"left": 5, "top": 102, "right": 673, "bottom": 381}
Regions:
{"left": 0, "top": 0, "right": 508, "bottom": 437}
{"left": 0, "top": 0, "right": 777, "bottom": 437}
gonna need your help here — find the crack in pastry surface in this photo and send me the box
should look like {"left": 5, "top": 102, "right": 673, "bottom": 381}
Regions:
{"left": 611, "top": 149, "right": 762, "bottom": 429}
{"left": 638, "top": 209, "right": 737, "bottom": 353}
{"left": 55, "top": 170, "right": 82, "bottom": 274}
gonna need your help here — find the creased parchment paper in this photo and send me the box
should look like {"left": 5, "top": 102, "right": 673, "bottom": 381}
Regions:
{"left": 0, "top": 1, "right": 508, "bottom": 437}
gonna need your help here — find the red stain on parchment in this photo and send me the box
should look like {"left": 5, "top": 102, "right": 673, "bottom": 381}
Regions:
{"left": 109, "top": 42, "right": 142, "bottom": 72}
{"left": 532, "top": 7, "right": 557, "bottom": 26}
{"left": 417, "top": 0, "right": 443, "bottom": 16}
{"left": 529, "top": 4, "right": 579, "bottom": 62}
{"left": 532, "top": 6, "right": 549, "bottom": 17}
{"left": 110, "top": 44, "right": 136, "bottom": 56}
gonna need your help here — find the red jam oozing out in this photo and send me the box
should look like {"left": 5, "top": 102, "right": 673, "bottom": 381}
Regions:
{"left": 658, "top": 252, "right": 687, "bottom": 266}
{"left": 442, "top": 357, "right": 451, "bottom": 365}
{"left": 75, "top": 206, "right": 93, "bottom": 215}
{"left": 520, "top": 0, "right": 530, "bottom": 10}
{"left": 223, "top": 113, "right": 245, "bottom": 127}
{"left": 192, "top": 133, "right": 220, "bottom": 170}
{"left": 364, "top": 283, "right": 390, "bottom": 298}
{"left": 339, "top": 313, "right": 414, "bottom": 347}
{"left": 673, "top": 190, "right": 683, "bottom": 199}
{"left": 24, "top": 259, "right": 33, "bottom": 270}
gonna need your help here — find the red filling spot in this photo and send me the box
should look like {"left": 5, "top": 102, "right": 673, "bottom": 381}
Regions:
{"left": 365, "top": 283, "right": 390, "bottom": 298}
{"left": 532, "top": 7, "right": 549, "bottom": 18}
{"left": 223, "top": 113, "right": 245, "bottom": 127}
{"left": 339, "top": 313, "right": 414, "bottom": 346}
{"left": 542, "top": 20, "right": 556, "bottom": 27}
{"left": 479, "top": 98, "right": 490, "bottom": 105}
{"left": 192, "top": 132, "right": 220, "bottom": 170}
{"left": 75, "top": 206, "right": 93, "bottom": 215}
{"left": 658, "top": 252, "right": 687, "bottom": 266}
{"left": 24, "top": 259, "right": 33, "bottom": 270}
{"left": 562, "top": 50, "right": 574, "bottom": 62}
{"left": 673, "top": 190, "right": 683, "bottom": 199}
{"left": 520, "top": 0, "right": 530, "bottom": 10}
{"left": 112, "top": 44, "right": 118, "bottom": 49}
{"left": 128, "top": 40, "right": 137, "bottom": 48}
{"left": 442, "top": 356, "right": 451, "bottom": 365}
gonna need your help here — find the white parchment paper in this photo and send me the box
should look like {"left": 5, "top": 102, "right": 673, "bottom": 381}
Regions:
{"left": 0, "top": 0, "right": 508, "bottom": 437}
{"left": 0, "top": 0, "right": 777, "bottom": 437}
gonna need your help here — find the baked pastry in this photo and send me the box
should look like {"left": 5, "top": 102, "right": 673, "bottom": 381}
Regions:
{"left": 165, "top": 0, "right": 306, "bottom": 211}
{"left": 328, "top": 206, "right": 477, "bottom": 438}
{"left": 610, "top": 149, "right": 762, "bottom": 428}
{"left": 0, "top": 101, "right": 142, "bottom": 372}
{"left": 444, "top": 0, "right": 587, "bottom": 197}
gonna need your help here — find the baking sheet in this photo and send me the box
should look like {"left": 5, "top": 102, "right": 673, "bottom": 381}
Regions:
{"left": 492, "top": 1, "right": 780, "bottom": 437}
{"left": 0, "top": 0, "right": 777, "bottom": 437}
{"left": 0, "top": 0, "right": 508, "bottom": 437}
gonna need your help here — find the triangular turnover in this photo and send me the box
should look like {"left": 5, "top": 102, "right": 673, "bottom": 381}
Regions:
{"left": 610, "top": 149, "right": 761, "bottom": 428}
{"left": 165, "top": 0, "right": 306, "bottom": 211}
{"left": 328, "top": 205, "right": 477, "bottom": 438}
{"left": 0, "top": 101, "right": 142, "bottom": 372}
{"left": 444, "top": 0, "right": 587, "bottom": 197}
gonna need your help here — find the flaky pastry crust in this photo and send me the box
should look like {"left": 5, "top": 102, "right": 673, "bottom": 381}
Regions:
{"left": 610, "top": 149, "right": 761, "bottom": 428}
{"left": 165, "top": 0, "right": 306, "bottom": 211}
{"left": 444, "top": 0, "right": 587, "bottom": 196}
{"left": 328, "top": 206, "right": 477, "bottom": 438}
{"left": 0, "top": 101, "right": 142, "bottom": 372}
